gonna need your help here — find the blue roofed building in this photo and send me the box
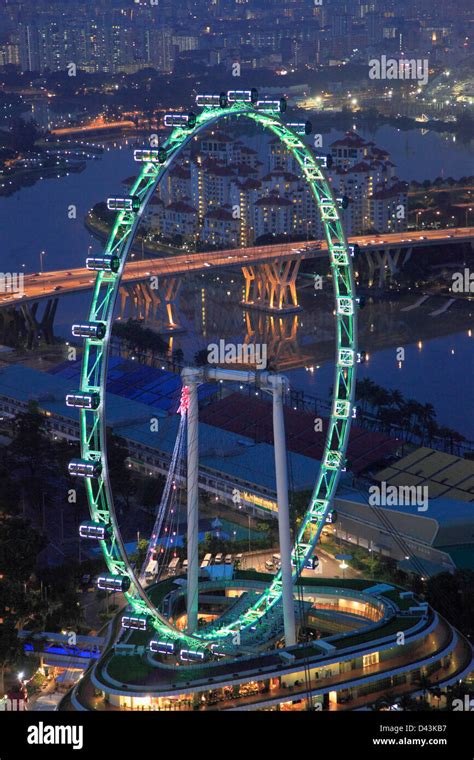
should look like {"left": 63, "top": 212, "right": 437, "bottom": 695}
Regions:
{"left": 1, "top": 363, "right": 473, "bottom": 576}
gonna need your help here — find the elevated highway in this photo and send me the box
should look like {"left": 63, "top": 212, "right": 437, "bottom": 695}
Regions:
{"left": 2, "top": 227, "right": 473, "bottom": 307}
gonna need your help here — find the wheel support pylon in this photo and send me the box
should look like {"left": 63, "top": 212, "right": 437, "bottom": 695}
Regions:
{"left": 186, "top": 379, "right": 200, "bottom": 633}
{"left": 269, "top": 374, "right": 296, "bottom": 646}
{"left": 181, "top": 366, "right": 296, "bottom": 644}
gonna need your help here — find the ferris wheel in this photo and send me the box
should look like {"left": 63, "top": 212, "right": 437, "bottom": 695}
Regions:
{"left": 66, "top": 89, "right": 358, "bottom": 658}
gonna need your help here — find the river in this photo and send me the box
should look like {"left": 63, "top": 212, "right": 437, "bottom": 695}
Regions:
{"left": 0, "top": 126, "right": 473, "bottom": 437}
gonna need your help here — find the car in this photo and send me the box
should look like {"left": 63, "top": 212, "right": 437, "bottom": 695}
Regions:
{"left": 54, "top": 285, "right": 63, "bottom": 291}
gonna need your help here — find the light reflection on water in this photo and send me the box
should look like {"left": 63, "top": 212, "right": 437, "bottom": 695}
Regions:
{"left": 288, "top": 331, "right": 474, "bottom": 439}
{"left": 1, "top": 132, "right": 473, "bottom": 436}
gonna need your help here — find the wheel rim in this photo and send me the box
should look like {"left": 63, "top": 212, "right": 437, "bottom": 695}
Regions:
{"left": 73, "top": 100, "right": 358, "bottom": 651}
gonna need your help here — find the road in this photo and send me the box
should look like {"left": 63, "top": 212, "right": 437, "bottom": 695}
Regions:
{"left": 239, "top": 546, "right": 360, "bottom": 580}
{"left": 2, "top": 227, "right": 472, "bottom": 307}
{"left": 50, "top": 118, "right": 137, "bottom": 136}
{"left": 27, "top": 679, "right": 63, "bottom": 711}
{"left": 28, "top": 692, "right": 63, "bottom": 711}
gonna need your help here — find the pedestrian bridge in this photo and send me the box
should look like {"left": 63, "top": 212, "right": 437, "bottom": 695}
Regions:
{"left": 18, "top": 630, "right": 105, "bottom": 669}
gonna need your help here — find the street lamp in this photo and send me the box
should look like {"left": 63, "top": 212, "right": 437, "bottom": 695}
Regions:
{"left": 336, "top": 553, "right": 352, "bottom": 579}
{"left": 39, "top": 250, "right": 46, "bottom": 273}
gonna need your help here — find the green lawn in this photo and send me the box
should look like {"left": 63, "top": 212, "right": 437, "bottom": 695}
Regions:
{"left": 330, "top": 615, "right": 423, "bottom": 650}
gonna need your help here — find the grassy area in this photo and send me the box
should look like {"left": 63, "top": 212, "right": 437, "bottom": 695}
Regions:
{"left": 330, "top": 615, "right": 422, "bottom": 650}
{"left": 320, "top": 536, "right": 412, "bottom": 588}
{"left": 106, "top": 653, "right": 153, "bottom": 684}
{"left": 383, "top": 589, "right": 416, "bottom": 611}
{"left": 235, "top": 569, "right": 377, "bottom": 592}
{"left": 97, "top": 572, "right": 424, "bottom": 686}
{"left": 298, "top": 576, "right": 375, "bottom": 591}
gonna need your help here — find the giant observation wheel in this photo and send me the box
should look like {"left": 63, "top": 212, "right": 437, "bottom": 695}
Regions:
{"left": 68, "top": 90, "right": 358, "bottom": 656}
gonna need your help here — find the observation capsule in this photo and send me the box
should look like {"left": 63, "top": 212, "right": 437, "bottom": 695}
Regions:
{"left": 134, "top": 147, "right": 167, "bottom": 163}
{"left": 107, "top": 196, "right": 141, "bottom": 212}
{"left": 179, "top": 648, "right": 205, "bottom": 662}
{"left": 79, "top": 521, "right": 108, "bottom": 540}
{"left": 227, "top": 87, "right": 258, "bottom": 104}
{"left": 86, "top": 255, "right": 120, "bottom": 273}
{"left": 195, "top": 93, "right": 228, "bottom": 108}
{"left": 150, "top": 639, "right": 175, "bottom": 655}
{"left": 163, "top": 112, "right": 196, "bottom": 128}
{"left": 286, "top": 121, "right": 312, "bottom": 135}
{"left": 255, "top": 97, "right": 286, "bottom": 113}
{"left": 65, "top": 391, "right": 100, "bottom": 410}
{"left": 97, "top": 574, "right": 131, "bottom": 593}
{"left": 71, "top": 322, "right": 106, "bottom": 340}
{"left": 121, "top": 613, "right": 149, "bottom": 630}
{"left": 68, "top": 458, "right": 102, "bottom": 478}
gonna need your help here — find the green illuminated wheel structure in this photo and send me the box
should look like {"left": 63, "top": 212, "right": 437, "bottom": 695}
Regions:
{"left": 69, "top": 92, "right": 358, "bottom": 653}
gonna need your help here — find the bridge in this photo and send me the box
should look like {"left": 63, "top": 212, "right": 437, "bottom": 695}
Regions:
{"left": 19, "top": 630, "right": 104, "bottom": 670}
{"left": 1, "top": 227, "right": 472, "bottom": 345}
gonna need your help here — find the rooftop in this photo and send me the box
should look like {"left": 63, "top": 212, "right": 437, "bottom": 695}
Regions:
{"left": 0, "top": 364, "right": 317, "bottom": 493}
{"left": 375, "top": 447, "right": 474, "bottom": 504}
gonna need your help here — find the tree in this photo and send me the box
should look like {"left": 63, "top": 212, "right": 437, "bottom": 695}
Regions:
{"left": 8, "top": 401, "right": 53, "bottom": 481}
{"left": 0, "top": 515, "right": 46, "bottom": 586}
{"left": 426, "top": 570, "right": 474, "bottom": 639}
{"left": 389, "top": 389, "right": 405, "bottom": 408}
{"left": 289, "top": 489, "right": 311, "bottom": 533}
{"left": 355, "top": 378, "right": 377, "bottom": 416}
{"left": 435, "top": 426, "right": 465, "bottom": 455}
{"left": 0, "top": 623, "right": 21, "bottom": 696}
{"left": 0, "top": 464, "right": 20, "bottom": 516}
{"left": 194, "top": 348, "right": 209, "bottom": 367}
{"left": 107, "top": 433, "right": 136, "bottom": 511}
{"left": 131, "top": 539, "right": 149, "bottom": 569}
{"left": 112, "top": 320, "right": 169, "bottom": 357}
